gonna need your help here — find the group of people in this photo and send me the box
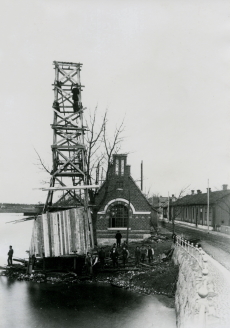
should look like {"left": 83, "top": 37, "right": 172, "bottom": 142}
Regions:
{"left": 52, "top": 82, "right": 81, "bottom": 113}
{"left": 134, "top": 245, "right": 154, "bottom": 267}
{"left": 110, "top": 242, "right": 129, "bottom": 268}
{"left": 114, "top": 230, "right": 155, "bottom": 267}
{"left": 84, "top": 237, "right": 156, "bottom": 277}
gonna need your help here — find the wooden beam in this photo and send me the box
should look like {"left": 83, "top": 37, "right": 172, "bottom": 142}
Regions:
{"left": 42, "top": 185, "right": 99, "bottom": 191}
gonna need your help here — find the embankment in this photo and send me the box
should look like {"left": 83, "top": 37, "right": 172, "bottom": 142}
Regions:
{"left": 173, "top": 246, "right": 230, "bottom": 328}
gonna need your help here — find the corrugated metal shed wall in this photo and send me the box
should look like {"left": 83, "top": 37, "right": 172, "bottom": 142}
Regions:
{"left": 30, "top": 207, "right": 90, "bottom": 257}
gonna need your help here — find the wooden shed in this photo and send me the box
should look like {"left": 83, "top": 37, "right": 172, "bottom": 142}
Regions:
{"left": 29, "top": 207, "right": 91, "bottom": 257}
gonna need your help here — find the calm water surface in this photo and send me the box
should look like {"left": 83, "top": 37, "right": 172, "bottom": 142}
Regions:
{"left": 0, "top": 277, "right": 176, "bottom": 328}
{"left": 0, "top": 213, "right": 176, "bottom": 328}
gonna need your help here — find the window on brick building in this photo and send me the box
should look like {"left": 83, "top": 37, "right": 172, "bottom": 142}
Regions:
{"left": 110, "top": 204, "right": 128, "bottom": 227}
{"left": 115, "top": 159, "right": 119, "bottom": 175}
{"left": 116, "top": 181, "right": 123, "bottom": 189}
{"left": 121, "top": 159, "right": 124, "bottom": 175}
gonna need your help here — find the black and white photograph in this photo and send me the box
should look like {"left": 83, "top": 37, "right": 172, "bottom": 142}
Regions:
{"left": 0, "top": 1, "right": 230, "bottom": 327}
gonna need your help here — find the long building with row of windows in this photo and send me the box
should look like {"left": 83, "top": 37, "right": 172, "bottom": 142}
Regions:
{"left": 166, "top": 186, "right": 230, "bottom": 234}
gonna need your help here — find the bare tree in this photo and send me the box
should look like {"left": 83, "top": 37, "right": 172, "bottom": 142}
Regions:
{"left": 168, "top": 186, "right": 190, "bottom": 234}
{"left": 85, "top": 108, "right": 125, "bottom": 243}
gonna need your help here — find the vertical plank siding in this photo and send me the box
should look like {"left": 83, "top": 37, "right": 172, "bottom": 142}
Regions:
{"left": 29, "top": 207, "right": 91, "bottom": 257}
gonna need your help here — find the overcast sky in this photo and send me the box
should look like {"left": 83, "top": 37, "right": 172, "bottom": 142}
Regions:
{"left": 0, "top": 0, "right": 230, "bottom": 204}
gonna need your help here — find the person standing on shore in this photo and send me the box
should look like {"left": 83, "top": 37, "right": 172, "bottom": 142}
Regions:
{"left": 7, "top": 245, "right": 13, "bottom": 266}
{"left": 147, "top": 245, "right": 154, "bottom": 263}
{"left": 140, "top": 245, "right": 147, "bottom": 263}
{"left": 135, "top": 246, "right": 141, "bottom": 267}
{"left": 121, "top": 246, "right": 129, "bottom": 267}
{"left": 110, "top": 246, "right": 119, "bottom": 268}
{"left": 85, "top": 252, "right": 93, "bottom": 276}
{"left": 98, "top": 247, "right": 106, "bottom": 270}
{"left": 115, "top": 231, "right": 122, "bottom": 248}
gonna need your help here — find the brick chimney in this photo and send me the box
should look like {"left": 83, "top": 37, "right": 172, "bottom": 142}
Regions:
{"left": 191, "top": 190, "right": 195, "bottom": 195}
{"left": 222, "top": 184, "right": 228, "bottom": 191}
{"left": 197, "top": 190, "right": 202, "bottom": 194}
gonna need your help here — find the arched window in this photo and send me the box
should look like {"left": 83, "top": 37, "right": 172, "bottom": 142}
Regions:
{"left": 109, "top": 203, "right": 128, "bottom": 227}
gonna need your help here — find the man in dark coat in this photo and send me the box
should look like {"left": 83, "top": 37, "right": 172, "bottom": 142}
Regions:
{"left": 140, "top": 245, "right": 147, "bottom": 263}
{"left": 98, "top": 247, "right": 106, "bottom": 269}
{"left": 71, "top": 83, "right": 80, "bottom": 112}
{"left": 115, "top": 231, "right": 122, "bottom": 247}
{"left": 110, "top": 246, "right": 119, "bottom": 268}
{"left": 7, "top": 245, "right": 13, "bottom": 266}
{"left": 121, "top": 247, "right": 129, "bottom": 267}
{"left": 147, "top": 245, "right": 154, "bottom": 263}
{"left": 135, "top": 246, "right": 141, "bottom": 267}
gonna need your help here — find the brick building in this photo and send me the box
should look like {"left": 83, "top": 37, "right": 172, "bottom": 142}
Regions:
{"left": 95, "top": 154, "right": 155, "bottom": 241}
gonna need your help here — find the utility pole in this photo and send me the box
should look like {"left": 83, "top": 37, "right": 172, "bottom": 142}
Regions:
{"left": 141, "top": 161, "right": 143, "bottom": 191}
{"left": 207, "top": 179, "right": 210, "bottom": 231}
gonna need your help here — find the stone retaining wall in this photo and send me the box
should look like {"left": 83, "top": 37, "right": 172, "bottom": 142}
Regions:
{"left": 172, "top": 246, "right": 229, "bottom": 328}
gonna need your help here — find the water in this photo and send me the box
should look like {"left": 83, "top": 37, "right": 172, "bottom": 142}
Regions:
{"left": 0, "top": 213, "right": 33, "bottom": 266}
{"left": 0, "top": 214, "right": 176, "bottom": 327}
{"left": 0, "top": 278, "right": 176, "bottom": 328}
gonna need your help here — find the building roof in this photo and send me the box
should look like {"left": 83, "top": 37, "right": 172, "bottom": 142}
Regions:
{"left": 172, "top": 190, "right": 230, "bottom": 206}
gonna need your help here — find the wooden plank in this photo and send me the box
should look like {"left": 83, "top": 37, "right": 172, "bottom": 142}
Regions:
{"left": 83, "top": 209, "right": 89, "bottom": 251}
{"left": 60, "top": 211, "right": 65, "bottom": 255}
{"left": 42, "top": 214, "right": 50, "bottom": 257}
{"left": 79, "top": 208, "right": 85, "bottom": 254}
{"left": 70, "top": 209, "right": 76, "bottom": 253}
{"left": 57, "top": 212, "right": 63, "bottom": 255}
{"left": 38, "top": 215, "right": 44, "bottom": 257}
{"left": 78, "top": 208, "right": 83, "bottom": 254}
{"left": 50, "top": 213, "right": 55, "bottom": 257}
{"left": 42, "top": 185, "right": 99, "bottom": 191}
{"left": 53, "top": 213, "right": 59, "bottom": 256}
{"left": 64, "top": 210, "right": 69, "bottom": 254}
{"left": 75, "top": 209, "right": 80, "bottom": 252}
{"left": 61, "top": 211, "right": 66, "bottom": 255}
{"left": 87, "top": 208, "right": 94, "bottom": 248}
{"left": 66, "top": 210, "right": 72, "bottom": 254}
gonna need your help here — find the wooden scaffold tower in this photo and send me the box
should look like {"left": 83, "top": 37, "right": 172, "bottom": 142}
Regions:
{"left": 43, "top": 61, "right": 95, "bottom": 246}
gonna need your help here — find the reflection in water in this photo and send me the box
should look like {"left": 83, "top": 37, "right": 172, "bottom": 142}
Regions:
{"left": 0, "top": 277, "right": 176, "bottom": 328}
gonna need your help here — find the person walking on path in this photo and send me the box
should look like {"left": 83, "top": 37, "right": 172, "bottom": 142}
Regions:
{"left": 98, "top": 247, "right": 106, "bottom": 270}
{"left": 115, "top": 231, "right": 122, "bottom": 247}
{"left": 121, "top": 246, "right": 129, "bottom": 267}
{"left": 147, "top": 245, "right": 154, "bottom": 263}
{"left": 110, "top": 246, "right": 119, "bottom": 268}
{"left": 140, "top": 245, "right": 147, "bottom": 263}
{"left": 135, "top": 246, "right": 141, "bottom": 267}
{"left": 7, "top": 246, "right": 13, "bottom": 266}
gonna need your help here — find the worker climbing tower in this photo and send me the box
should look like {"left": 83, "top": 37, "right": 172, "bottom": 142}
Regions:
{"left": 43, "top": 61, "right": 89, "bottom": 213}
